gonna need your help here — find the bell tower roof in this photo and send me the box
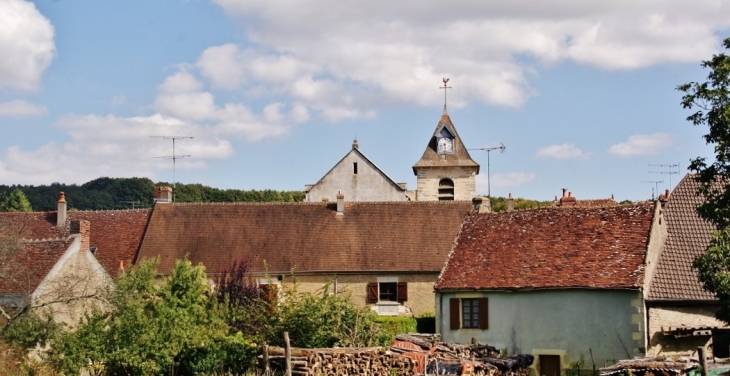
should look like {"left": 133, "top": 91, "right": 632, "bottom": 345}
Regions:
{"left": 412, "top": 113, "right": 480, "bottom": 175}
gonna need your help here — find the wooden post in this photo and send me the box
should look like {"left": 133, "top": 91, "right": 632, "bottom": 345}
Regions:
{"left": 698, "top": 346, "right": 709, "bottom": 376}
{"left": 284, "top": 332, "right": 292, "bottom": 376}
{"left": 262, "top": 344, "right": 270, "bottom": 375}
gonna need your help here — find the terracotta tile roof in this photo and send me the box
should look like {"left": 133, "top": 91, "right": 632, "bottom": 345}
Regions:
{"left": 136, "top": 201, "right": 472, "bottom": 275}
{"left": 648, "top": 175, "right": 717, "bottom": 301}
{"left": 412, "top": 114, "right": 479, "bottom": 174}
{"left": 435, "top": 203, "right": 655, "bottom": 291}
{"left": 0, "top": 239, "right": 72, "bottom": 295}
{"left": 67, "top": 210, "right": 151, "bottom": 276}
{"left": 0, "top": 209, "right": 150, "bottom": 282}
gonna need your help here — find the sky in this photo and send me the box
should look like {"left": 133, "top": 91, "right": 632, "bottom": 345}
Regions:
{"left": 1, "top": 0, "right": 729, "bottom": 202}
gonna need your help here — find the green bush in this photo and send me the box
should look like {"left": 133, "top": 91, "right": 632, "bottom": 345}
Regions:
{"left": 374, "top": 316, "right": 417, "bottom": 345}
{"left": 415, "top": 312, "right": 436, "bottom": 333}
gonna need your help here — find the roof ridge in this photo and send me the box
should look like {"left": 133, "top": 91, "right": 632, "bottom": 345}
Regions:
{"left": 24, "top": 236, "right": 69, "bottom": 243}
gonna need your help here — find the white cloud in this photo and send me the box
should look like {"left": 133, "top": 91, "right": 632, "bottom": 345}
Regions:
{"left": 0, "top": 0, "right": 55, "bottom": 91}
{"left": 0, "top": 100, "right": 47, "bottom": 117}
{"left": 477, "top": 171, "right": 537, "bottom": 195}
{"left": 0, "top": 114, "right": 235, "bottom": 185}
{"left": 536, "top": 143, "right": 587, "bottom": 159}
{"left": 608, "top": 133, "right": 674, "bottom": 157}
{"left": 206, "top": 0, "right": 730, "bottom": 116}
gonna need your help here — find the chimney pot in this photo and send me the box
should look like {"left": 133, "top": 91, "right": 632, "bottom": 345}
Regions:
{"left": 507, "top": 193, "right": 514, "bottom": 212}
{"left": 57, "top": 192, "right": 67, "bottom": 228}
{"left": 568, "top": 191, "right": 573, "bottom": 198}
{"left": 562, "top": 188, "right": 567, "bottom": 198}
{"left": 336, "top": 191, "right": 344, "bottom": 215}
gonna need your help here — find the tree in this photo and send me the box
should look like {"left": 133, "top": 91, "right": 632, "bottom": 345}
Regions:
{"left": 1, "top": 189, "right": 32, "bottom": 212}
{"left": 694, "top": 228, "right": 730, "bottom": 322}
{"left": 678, "top": 37, "right": 730, "bottom": 228}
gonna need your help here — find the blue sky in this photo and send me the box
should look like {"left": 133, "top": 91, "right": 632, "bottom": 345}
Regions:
{"left": 0, "top": 0, "right": 728, "bottom": 201}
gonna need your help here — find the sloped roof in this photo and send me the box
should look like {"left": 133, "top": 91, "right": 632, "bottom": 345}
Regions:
{"left": 412, "top": 114, "right": 480, "bottom": 174}
{"left": 435, "top": 203, "right": 655, "bottom": 291}
{"left": 308, "top": 143, "right": 405, "bottom": 193}
{"left": 136, "top": 201, "right": 472, "bottom": 275}
{"left": 648, "top": 175, "right": 717, "bottom": 301}
{"left": 0, "top": 238, "right": 73, "bottom": 295}
{"left": 0, "top": 209, "right": 150, "bottom": 284}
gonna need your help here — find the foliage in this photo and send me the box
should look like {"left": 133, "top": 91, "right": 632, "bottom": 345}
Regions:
{"left": 374, "top": 316, "right": 417, "bottom": 344}
{"left": 0, "top": 188, "right": 32, "bottom": 212}
{"left": 0, "top": 177, "right": 305, "bottom": 211}
{"left": 415, "top": 312, "right": 436, "bottom": 334}
{"left": 490, "top": 196, "right": 553, "bottom": 212}
{"left": 678, "top": 37, "right": 730, "bottom": 228}
{"left": 1, "top": 312, "right": 58, "bottom": 352}
{"left": 694, "top": 228, "right": 730, "bottom": 323}
{"left": 49, "top": 258, "right": 255, "bottom": 375}
{"left": 277, "top": 283, "right": 387, "bottom": 348}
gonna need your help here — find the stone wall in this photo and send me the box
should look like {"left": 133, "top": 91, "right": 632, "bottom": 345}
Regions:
{"left": 646, "top": 305, "right": 724, "bottom": 357}
{"left": 415, "top": 167, "right": 477, "bottom": 201}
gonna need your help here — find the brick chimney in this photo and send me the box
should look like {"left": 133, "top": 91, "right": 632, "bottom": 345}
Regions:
{"left": 71, "top": 220, "right": 90, "bottom": 253}
{"left": 659, "top": 189, "right": 670, "bottom": 201}
{"left": 154, "top": 186, "right": 173, "bottom": 204}
{"left": 336, "top": 192, "right": 344, "bottom": 215}
{"left": 56, "top": 192, "right": 67, "bottom": 228}
{"left": 507, "top": 193, "right": 514, "bottom": 212}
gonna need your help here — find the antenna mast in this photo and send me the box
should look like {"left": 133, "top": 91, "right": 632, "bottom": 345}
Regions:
{"left": 469, "top": 143, "right": 506, "bottom": 197}
{"left": 152, "top": 136, "right": 193, "bottom": 202}
{"left": 640, "top": 180, "right": 663, "bottom": 200}
{"left": 649, "top": 163, "right": 679, "bottom": 192}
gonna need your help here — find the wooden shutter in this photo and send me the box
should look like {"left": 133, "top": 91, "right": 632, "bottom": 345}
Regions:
{"left": 397, "top": 282, "right": 408, "bottom": 303}
{"left": 478, "top": 298, "right": 489, "bottom": 330}
{"left": 366, "top": 282, "right": 378, "bottom": 304}
{"left": 449, "top": 298, "right": 460, "bottom": 330}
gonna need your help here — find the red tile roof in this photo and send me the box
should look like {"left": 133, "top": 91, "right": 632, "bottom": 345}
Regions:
{"left": 137, "top": 201, "right": 472, "bottom": 275}
{"left": 435, "top": 203, "right": 655, "bottom": 291}
{"left": 648, "top": 175, "right": 717, "bottom": 301}
{"left": 0, "top": 239, "right": 72, "bottom": 295}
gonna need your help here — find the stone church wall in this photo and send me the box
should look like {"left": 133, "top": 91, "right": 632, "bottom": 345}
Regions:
{"left": 415, "top": 167, "right": 477, "bottom": 201}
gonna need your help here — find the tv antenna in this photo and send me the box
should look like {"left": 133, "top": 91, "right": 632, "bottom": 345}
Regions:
{"left": 649, "top": 163, "right": 679, "bottom": 192}
{"left": 640, "top": 181, "right": 663, "bottom": 200}
{"left": 119, "top": 200, "right": 141, "bottom": 209}
{"left": 469, "top": 143, "right": 506, "bottom": 197}
{"left": 440, "top": 77, "right": 451, "bottom": 114}
{"left": 152, "top": 136, "right": 193, "bottom": 202}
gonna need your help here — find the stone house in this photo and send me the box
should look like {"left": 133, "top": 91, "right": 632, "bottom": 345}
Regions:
{"left": 135, "top": 197, "right": 472, "bottom": 316}
{"left": 644, "top": 174, "right": 728, "bottom": 357}
{"left": 434, "top": 203, "right": 660, "bottom": 376}
{"left": 305, "top": 140, "right": 409, "bottom": 202}
{"left": 0, "top": 193, "right": 150, "bottom": 326}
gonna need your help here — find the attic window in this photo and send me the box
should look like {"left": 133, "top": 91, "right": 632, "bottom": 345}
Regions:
{"left": 438, "top": 179, "right": 455, "bottom": 201}
{"left": 354, "top": 162, "right": 358, "bottom": 175}
{"left": 89, "top": 246, "right": 98, "bottom": 255}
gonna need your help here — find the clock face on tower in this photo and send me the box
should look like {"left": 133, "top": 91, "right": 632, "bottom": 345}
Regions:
{"left": 438, "top": 137, "right": 454, "bottom": 154}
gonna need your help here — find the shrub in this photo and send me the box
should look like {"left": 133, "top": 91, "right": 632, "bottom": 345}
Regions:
{"left": 374, "top": 316, "right": 417, "bottom": 344}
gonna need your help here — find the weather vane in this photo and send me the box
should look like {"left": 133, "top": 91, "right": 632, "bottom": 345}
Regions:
{"left": 440, "top": 78, "right": 451, "bottom": 114}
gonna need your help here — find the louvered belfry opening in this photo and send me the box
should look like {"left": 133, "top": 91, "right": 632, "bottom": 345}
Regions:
{"left": 438, "top": 178, "right": 455, "bottom": 201}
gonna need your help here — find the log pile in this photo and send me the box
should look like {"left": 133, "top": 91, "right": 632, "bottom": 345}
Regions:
{"left": 262, "top": 346, "right": 416, "bottom": 376}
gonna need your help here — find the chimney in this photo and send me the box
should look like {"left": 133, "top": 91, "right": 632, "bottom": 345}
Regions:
{"left": 352, "top": 139, "right": 359, "bottom": 150}
{"left": 154, "top": 186, "right": 173, "bottom": 204}
{"left": 562, "top": 188, "right": 567, "bottom": 198}
{"left": 57, "top": 192, "right": 67, "bottom": 228}
{"left": 472, "top": 196, "right": 491, "bottom": 213}
{"left": 336, "top": 192, "right": 344, "bottom": 215}
{"left": 71, "top": 220, "right": 90, "bottom": 253}
{"left": 507, "top": 193, "right": 514, "bottom": 212}
{"left": 118, "top": 260, "right": 125, "bottom": 272}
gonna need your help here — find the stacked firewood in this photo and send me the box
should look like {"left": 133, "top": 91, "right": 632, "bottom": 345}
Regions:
{"left": 263, "top": 346, "right": 416, "bottom": 376}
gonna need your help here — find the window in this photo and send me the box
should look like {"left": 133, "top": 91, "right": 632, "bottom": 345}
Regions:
{"left": 257, "top": 280, "right": 280, "bottom": 304}
{"left": 438, "top": 179, "right": 455, "bottom": 201}
{"left": 366, "top": 281, "right": 408, "bottom": 304}
{"left": 354, "top": 162, "right": 358, "bottom": 174}
{"left": 449, "top": 298, "right": 488, "bottom": 330}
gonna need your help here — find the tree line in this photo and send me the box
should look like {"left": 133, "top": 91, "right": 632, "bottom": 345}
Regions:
{"left": 0, "top": 177, "right": 306, "bottom": 212}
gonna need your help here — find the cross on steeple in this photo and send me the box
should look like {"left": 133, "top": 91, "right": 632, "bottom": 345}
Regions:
{"left": 440, "top": 77, "right": 451, "bottom": 114}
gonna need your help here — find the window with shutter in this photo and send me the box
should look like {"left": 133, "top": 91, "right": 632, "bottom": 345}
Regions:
{"left": 397, "top": 282, "right": 408, "bottom": 303}
{"left": 449, "top": 298, "right": 460, "bottom": 330}
{"left": 366, "top": 282, "right": 378, "bottom": 304}
{"left": 450, "top": 297, "right": 489, "bottom": 330}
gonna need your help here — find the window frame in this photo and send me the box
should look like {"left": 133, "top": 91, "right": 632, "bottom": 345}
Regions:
{"left": 449, "top": 297, "right": 488, "bottom": 330}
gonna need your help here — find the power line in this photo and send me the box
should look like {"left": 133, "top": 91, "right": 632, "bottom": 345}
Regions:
{"left": 152, "top": 136, "right": 193, "bottom": 203}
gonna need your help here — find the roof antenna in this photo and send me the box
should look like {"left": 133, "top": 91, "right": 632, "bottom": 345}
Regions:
{"left": 440, "top": 77, "right": 451, "bottom": 114}
{"left": 152, "top": 136, "right": 193, "bottom": 203}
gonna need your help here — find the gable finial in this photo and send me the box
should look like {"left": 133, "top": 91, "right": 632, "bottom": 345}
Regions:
{"left": 440, "top": 77, "right": 451, "bottom": 114}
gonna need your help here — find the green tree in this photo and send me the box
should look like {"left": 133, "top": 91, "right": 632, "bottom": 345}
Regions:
{"left": 678, "top": 37, "right": 730, "bottom": 228}
{"left": 1, "top": 189, "right": 32, "bottom": 212}
{"left": 694, "top": 228, "right": 730, "bottom": 323}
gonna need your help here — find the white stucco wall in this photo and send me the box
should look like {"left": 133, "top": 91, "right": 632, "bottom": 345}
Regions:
{"left": 436, "top": 289, "right": 642, "bottom": 371}
{"left": 306, "top": 150, "right": 407, "bottom": 202}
